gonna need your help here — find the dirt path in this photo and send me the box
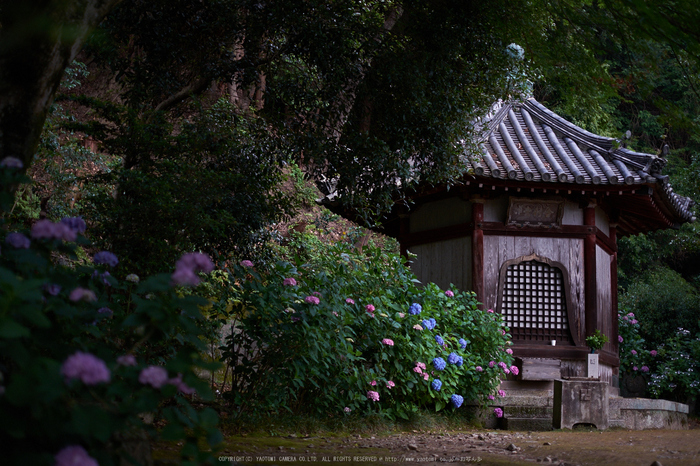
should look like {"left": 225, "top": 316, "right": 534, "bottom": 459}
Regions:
{"left": 215, "top": 428, "right": 700, "bottom": 466}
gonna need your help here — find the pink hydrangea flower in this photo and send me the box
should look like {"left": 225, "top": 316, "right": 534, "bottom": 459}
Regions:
{"left": 54, "top": 445, "right": 98, "bottom": 466}
{"left": 423, "top": 373, "right": 429, "bottom": 380}
{"left": 631, "top": 349, "right": 637, "bottom": 355}
{"left": 61, "top": 352, "right": 111, "bottom": 385}
{"left": 641, "top": 366, "right": 649, "bottom": 372}
{"left": 413, "top": 324, "right": 423, "bottom": 331}
{"left": 172, "top": 252, "right": 215, "bottom": 286}
{"left": 381, "top": 338, "right": 394, "bottom": 346}
{"left": 169, "top": 373, "right": 195, "bottom": 395}
{"left": 498, "top": 362, "right": 508, "bottom": 371}
{"left": 494, "top": 407, "right": 503, "bottom": 418}
{"left": 365, "top": 304, "right": 375, "bottom": 313}
{"left": 627, "top": 312, "right": 635, "bottom": 318}
{"left": 387, "top": 381, "right": 395, "bottom": 389}
{"left": 445, "top": 290, "right": 454, "bottom": 297}
{"left": 501, "top": 330, "right": 506, "bottom": 335}
{"left": 398, "top": 312, "right": 405, "bottom": 318}
{"left": 413, "top": 366, "right": 423, "bottom": 374}
{"left": 510, "top": 366, "right": 519, "bottom": 375}
{"left": 487, "top": 309, "right": 494, "bottom": 313}
{"left": 138, "top": 366, "right": 169, "bottom": 388}
{"left": 651, "top": 350, "right": 658, "bottom": 356}
{"left": 633, "top": 366, "right": 638, "bottom": 371}
{"left": 367, "top": 390, "right": 380, "bottom": 402}
{"left": 283, "top": 277, "right": 297, "bottom": 286}
{"left": 504, "top": 368, "right": 510, "bottom": 375}
{"left": 332, "top": 311, "right": 339, "bottom": 317}
{"left": 344, "top": 407, "right": 351, "bottom": 413}
{"left": 240, "top": 260, "right": 254, "bottom": 267}
{"left": 370, "top": 380, "right": 377, "bottom": 386}
{"left": 475, "top": 366, "right": 483, "bottom": 372}
{"left": 305, "top": 296, "right": 320, "bottom": 304}
{"left": 488, "top": 395, "right": 495, "bottom": 400}
{"left": 618, "top": 335, "right": 624, "bottom": 343}
{"left": 498, "top": 390, "right": 506, "bottom": 397}
{"left": 489, "top": 361, "right": 495, "bottom": 368}
{"left": 631, "top": 319, "right": 638, "bottom": 324}
{"left": 506, "top": 348, "right": 513, "bottom": 355}
{"left": 117, "top": 354, "right": 137, "bottom": 366}
{"left": 346, "top": 298, "right": 355, "bottom": 304}
{"left": 68, "top": 287, "right": 97, "bottom": 302}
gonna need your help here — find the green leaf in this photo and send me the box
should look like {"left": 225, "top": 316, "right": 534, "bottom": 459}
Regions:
{"left": 0, "top": 319, "right": 30, "bottom": 338}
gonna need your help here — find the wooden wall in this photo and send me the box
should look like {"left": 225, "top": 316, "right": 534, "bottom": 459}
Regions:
{"left": 482, "top": 235, "right": 585, "bottom": 341}
{"left": 410, "top": 197, "right": 471, "bottom": 233}
{"left": 596, "top": 245, "right": 614, "bottom": 354}
{"left": 409, "top": 237, "right": 472, "bottom": 291}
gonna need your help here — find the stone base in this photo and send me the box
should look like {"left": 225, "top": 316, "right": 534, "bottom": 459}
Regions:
{"left": 553, "top": 379, "right": 609, "bottom": 430}
{"left": 610, "top": 396, "right": 689, "bottom": 430}
{"left": 503, "top": 417, "right": 553, "bottom": 431}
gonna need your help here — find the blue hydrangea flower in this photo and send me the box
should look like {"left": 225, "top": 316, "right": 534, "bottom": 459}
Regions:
{"left": 450, "top": 394, "right": 464, "bottom": 408}
{"left": 409, "top": 303, "right": 422, "bottom": 315}
{"left": 433, "top": 357, "right": 446, "bottom": 371}
{"left": 447, "top": 352, "right": 463, "bottom": 366}
{"left": 431, "top": 379, "right": 442, "bottom": 391}
{"left": 421, "top": 319, "right": 434, "bottom": 330}
{"left": 435, "top": 335, "right": 444, "bottom": 346}
{"left": 459, "top": 338, "right": 467, "bottom": 350}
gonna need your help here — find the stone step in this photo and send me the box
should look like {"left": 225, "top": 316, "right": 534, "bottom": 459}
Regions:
{"left": 503, "top": 417, "right": 553, "bottom": 431}
{"left": 504, "top": 405, "right": 553, "bottom": 419}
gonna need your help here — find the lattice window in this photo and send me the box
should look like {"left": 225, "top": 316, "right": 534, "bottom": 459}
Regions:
{"left": 500, "top": 259, "right": 573, "bottom": 344}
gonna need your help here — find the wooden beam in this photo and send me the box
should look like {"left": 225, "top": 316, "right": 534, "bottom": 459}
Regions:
{"left": 610, "top": 223, "right": 619, "bottom": 367}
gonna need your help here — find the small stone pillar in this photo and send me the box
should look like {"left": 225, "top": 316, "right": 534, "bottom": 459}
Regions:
{"left": 553, "top": 379, "right": 609, "bottom": 430}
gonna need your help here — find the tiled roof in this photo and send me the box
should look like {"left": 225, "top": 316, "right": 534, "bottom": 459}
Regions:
{"left": 465, "top": 98, "right": 695, "bottom": 225}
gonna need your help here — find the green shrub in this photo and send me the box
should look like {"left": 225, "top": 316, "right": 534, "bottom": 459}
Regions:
{"left": 221, "top": 242, "right": 512, "bottom": 420}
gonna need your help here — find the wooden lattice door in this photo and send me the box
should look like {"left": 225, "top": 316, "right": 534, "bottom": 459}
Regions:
{"left": 497, "top": 254, "right": 575, "bottom": 345}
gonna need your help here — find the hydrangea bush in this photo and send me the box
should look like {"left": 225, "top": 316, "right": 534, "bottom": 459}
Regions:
{"left": 619, "top": 309, "right": 700, "bottom": 404}
{"left": 222, "top": 243, "right": 512, "bottom": 420}
{"left": 0, "top": 183, "right": 222, "bottom": 465}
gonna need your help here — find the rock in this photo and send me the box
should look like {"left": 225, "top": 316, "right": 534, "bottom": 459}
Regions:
{"left": 544, "top": 441, "right": 552, "bottom": 445}
{"left": 408, "top": 444, "right": 419, "bottom": 451}
{"left": 506, "top": 443, "right": 519, "bottom": 452}
{"left": 650, "top": 462, "right": 663, "bottom": 466}
{"left": 278, "top": 446, "right": 284, "bottom": 451}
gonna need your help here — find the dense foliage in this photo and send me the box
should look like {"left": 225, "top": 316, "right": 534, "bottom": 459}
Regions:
{"left": 1, "top": 163, "right": 221, "bottom": 465}
{"left": 220, "top": 241, "right": 513, "bottom": 420}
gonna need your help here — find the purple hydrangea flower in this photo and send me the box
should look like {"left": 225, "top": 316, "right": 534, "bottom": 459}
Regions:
{"left": 494, "top": 407, "right": 503, "bottom": 418}
{"left": 631, "top": 350, "right": 637, "bottom": 355}
{"left": 450, "top": 394, "right": 464, "bottom": 408}
{"left": 618, "top": 335, "right": 624, "bottom": 343}
{"left": 651, "top": 350, "right": 658, "bottom": 356}
{"left": 445, "top": 290, "right": 454, "bottom": 297}
{"left": 61, "top": 217, "right": 86, "bottom": 233}
{"left": 69, "top": 287, "right": 97, "bottom": 302}
{"left": 498, "top": 361, "right": 508, "bottom": 371}
{"left": 240, "top": 260, "right": 254, "bottom": 267}
{"left": 459, "top": 338, "right": 467, "bottom": 350}
{"left": 641, "top": 366, "right": 649, "bottom": 372}
{"left": 61, "top": 351, "right": 111, "bottom": 385}
{"left": 510, "top": 366, "right": 519, "bottom": 375}
{"left": 431, "top": 379, "right": 442, "bottom": 391}
{"left": 435, "top": 335, "right": 444, "bottom": 346}
{"left": 117, "top": 354, "right": 137, "bottom": 366}
{"left": 5, "top": 232, "right": 30, "bottom": 249}
{"left": 283, "top": 277, "right": 297, "bottom": 286}
{"left": 433, "top": 357, "right": 447, "bottom": 371}
{"left": 44, "top": 283, "right": 62, "bottom": 296}
{"left": 305, "top": 296, "right": 320, "bottom": 305}
{"left": 54, "top": 445, "right": 98, "bottom": 466}
{"left": 97, "top": 307, "right": 113, "bottom": 318}
{"left": 171, "top": 252, "right": 215, "bottom": 286}
{"left": 489, "top": 360, "right": 495, "bottom": 368}
{"left": 93, "top": 251, "right": 118, "bottom": 267}
{"left": 31, "top": 219, "right": 76, "bottom": 242}
{"left": 409, "top": 303, "right": 422, "bottom": 315}
{"left": 498, "top": 389, "right": 506, "bottom": 397}
{"left": 475, "top": 366, "right": 483, "bottom": 372}
{"left": 139, "top": 366, "right": 169, "bottom": 388}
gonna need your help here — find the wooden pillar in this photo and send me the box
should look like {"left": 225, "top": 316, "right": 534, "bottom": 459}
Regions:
{"left": 472, "top": 199, "right": 484, "bottom": 307}
{"left": 584, "top": 203, "right": 597, "bottom": 339}
{"left": 609, "top": 223, "right": 619, "bottom": 357}
{"left": 398, "top": 211, "right": 410, "bottom": 260}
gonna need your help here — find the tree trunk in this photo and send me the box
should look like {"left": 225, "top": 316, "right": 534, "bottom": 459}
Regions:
{"left": 0, "top": 0, "right": 122, "bottom": 176}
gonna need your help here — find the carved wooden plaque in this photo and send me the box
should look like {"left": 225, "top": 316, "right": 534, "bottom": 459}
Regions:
{"left": 506, "top": 198, "right": 564, "bottom": 227}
